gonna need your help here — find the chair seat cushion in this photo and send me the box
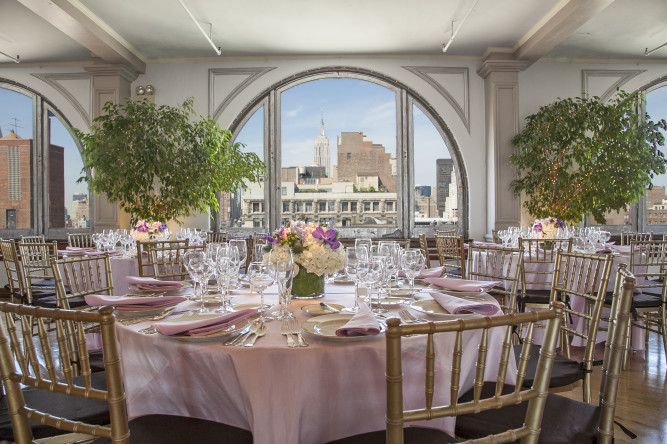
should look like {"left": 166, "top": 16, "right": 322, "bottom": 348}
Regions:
{"left": 445, "top": 268, "right": 462, "bottom": 277}
{"left": 32, "top": 295, "right": 88, "bottom": 309}
{"left": 521, "top": 289, "right": 551, "bottom": 305}
{"left": 513, "top": 344, "right": 584, "bottom": 388}
{"left": 455, "top": 382, "right": 600, "bottom": 444}
{"left": 0, "top": 372, "right": 109, "bottom": 440}
{"left": 91, "top": 414, "right": 254, "bottom": 444}
{"left": 327, "top": 426, "right": 456, "bottom": 444}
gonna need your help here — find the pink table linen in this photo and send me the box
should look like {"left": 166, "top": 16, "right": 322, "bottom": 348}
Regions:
{"left": 334, "top": 303, "right": 381, "bottom": 336}
{"left": 428, "top": 291, "right": 500, "bottom": 316}
{"left": 126, "top": 276, "right": 185, "bottom": 291}
{"left": 153, "top": 309, "right": 257, "bottom": 336}
{"left": 115, "top": 285, "right": 515, "bottom": 444}
{"left": 84, "top": 294, "right": 186, "bottom": 310}
{"left": 424, "top": 277, "right": 502, "bottom": 292}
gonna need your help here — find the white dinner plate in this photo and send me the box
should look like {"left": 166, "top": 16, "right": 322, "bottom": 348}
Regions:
{"left": 302, "top": 314, "right": 386, "bottom": 340}
{"left": 332, "top": 276, "right": 354, "bottom": 285}
{"left": 409, "top": 299, "right": 478, "bottom": 319}
{"left": 158, "top": 313, "right": 257, "bottom": 341}
{"left": 301, "top": 303, "right": 345, "bottom": 315}
{"left": 426, "top": 285, "right": 485, "bottom": 296}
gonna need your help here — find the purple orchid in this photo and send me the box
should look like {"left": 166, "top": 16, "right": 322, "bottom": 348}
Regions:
{"left": 533, "top": 223, "right": 543, "bottom": 232}
{"left": 262, "top": 235, "right": 279, "bottom": 244}
{"left": 311, "top": 226, "right": 340, "bottom": 249}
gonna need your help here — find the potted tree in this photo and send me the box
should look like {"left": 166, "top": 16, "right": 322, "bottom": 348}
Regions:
{"left": 73, "top": 98, "right": 264, "bottom": 227}
{"left": 510, "top": 91, "right": 667, "bottom": 224}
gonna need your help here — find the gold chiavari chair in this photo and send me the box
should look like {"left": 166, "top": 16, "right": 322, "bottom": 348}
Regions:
{"left": 136, "top": 239, "right": 191, "bottom": 279}
{"left": 18, "top": 235, "right": 45, "bottom": 244}
{"left": 620, "top": 230, "right": 652, "bottom": 246}
{"left": 334, "top": 304, "right": 564, "bottom": 443}
{"left": 466, "top": 243, "right": 524, "bottom": 314}
{"left": 623, "top": 239, "right": 667, "bottom": 365}
{"left": 0, "top": 303, "right": 255, "bottom": 444}
{"left": 516, "top": 249, "right": 613, "bottom": 403}
{"left": 17, "top": 241, "right": 60, "bottom": 305}
{"left": 518, "top": 237, "right": 572, "bottom": 313}
{"left": 1, "top": 239, "right": 26, "bottom": 303}
{"left": 52, "top": 254, "right": 113, "bottom": 310}
{"left": 417, "top": 233, "right": 433, "bottom": 269}
{"left": 456, "top": 267, "right": 635, "bottom": 444}
{"left": 434, "top": 229, "right": 457, "bottom": 237}
{"left": 434, "top": 233, "right": 466, "bottom": 278}
{"left": 491, "top": 228, "right": 501, "bottom": 244}
{"left": 206, "top": 231, "right": 229, "bottom": 244}
{"left": 67, "top": 232, "right": 95, "bottom": 248}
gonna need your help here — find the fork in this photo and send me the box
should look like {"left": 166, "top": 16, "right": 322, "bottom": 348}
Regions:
{"left": 290, "top": 320, "right": 308, "bottom": 347}
{"left": 281, "top": 322, "right": 297, "bottom": 348}
{"left": 398, "top": 309, "right": 422, "bottom": 324}
{"left": 120, "top": 307, "right": 176, "bottom": 325}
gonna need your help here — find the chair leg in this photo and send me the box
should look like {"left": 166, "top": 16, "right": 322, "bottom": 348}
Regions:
{"left": 622, "top": 318, "right": 631, "bottom": 371}
{"left": 583, "top": 371, "right": 591, "bottom": 404}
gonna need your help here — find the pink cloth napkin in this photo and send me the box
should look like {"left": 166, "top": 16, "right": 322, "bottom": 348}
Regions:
{"left": 596, "top": 248, "right": 613, "bottom": 254}
{"left": 85, "top": 250, "right": 123, "bottom": 257}
{"left": 66, "top": 246, "right": 96, "bottom": 252}
{"left": 398, "top": 266, "right": 444, "bottom": 279}
{"left": 428, "top": 291, "right": 500, "bottom": 316}
{"left": 424, "top": 277, "right": 502, "bottom": 292}
{"left": 153, "top": 309, "right": 257, "bottom": 337}
{"left": 335, "top": 303, "right": 381, "bottom": 337}
{"left": 84, "top": 294, "right": 186, "bottom": 311}
{"left": 126, "top": 276, "right": 184, "bottom": 291}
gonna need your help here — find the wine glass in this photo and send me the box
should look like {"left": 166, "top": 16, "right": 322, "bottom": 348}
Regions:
{"left": 215, "top": 256, "right": 236, "bottom": 312}
{"left": 254, "top": 243, "right": 267, "bottom": 262}
{"left": 268, "top": 248, "right": 295, "bottom": 321}
{"left": 247, "top": 262, "right": 275, "bottom": 322}
{"left": 360, "top": 257, "right": 386, "bottom": 314}
{"left": 343, "top": 247, "right": 368, "bottom": 313}
{"left": 229, "top": 239, "right": 248, "bottom": 270}
{"left": 189, "top": 254, "right": 215, "bottom": 313}
{"left": 183, "top": 249, "right": 205, "bottom": 301}
{"left": 355, "top": 238, "right": 373, "bottom": 259}
{"left": 401, "top": 249, "right": 426, "bottom": 303}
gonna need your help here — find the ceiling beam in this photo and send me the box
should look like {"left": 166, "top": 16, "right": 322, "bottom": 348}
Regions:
{"left": 513, "top": 0, "right": 615, "bottom": 63}
{"left": 17, "top": 0, "right": 146, "bottom": 73}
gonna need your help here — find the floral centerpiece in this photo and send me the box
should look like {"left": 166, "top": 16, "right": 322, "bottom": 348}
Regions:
{"left": 263, "top": 220, "right": 346, "bottom": 298}
{"left": 532, "top": 216, "right": 565, "bottom": 239}
{"left": 132, "top": 220, "right": 168, "bottom": 242}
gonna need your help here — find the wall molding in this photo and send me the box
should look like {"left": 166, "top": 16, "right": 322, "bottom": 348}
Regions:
{"left": 32, "top": 72, "right": 92, "bottom": 125}
{"left": 208, "top": 67, "right": 276, "bottom": 121}
{"left": 581, "top": 69, "right": 645, "bottom": 101}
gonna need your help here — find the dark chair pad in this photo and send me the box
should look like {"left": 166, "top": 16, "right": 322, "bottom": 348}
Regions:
{"left": 32, "top": 295, "right": 88, "bottom": 309}
{"left": 91, "top": 415, "right": 254, "bottom": 444}
{"left": 327, "top": 426, "right": 455, "bottom": 444}
{"left": 31, "top": 279, "right": 57, "bottom": 287}
{"left": 636, "top": 288, "right": 663, "bottom": 301}
{"left": 0, "top": 372, "right": 109, "bottom": 440}
{"left": 521, "top": 289, "right": 551, "bottom": 305}
{"left": 513, "top": 344, "right": 584, "bottom": 388}
{"left": 455, "top": 382, "right": 601, "bottom": 444}
{"left": 446, "top": 268, "right": 462, "bottom": 277}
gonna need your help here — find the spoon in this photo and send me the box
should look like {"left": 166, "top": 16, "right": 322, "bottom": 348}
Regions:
{"left": 232, "top": 320, "right": 261, "bottom": 346}
{"left": 244, "top": 323, "right": 267, "bottom": 347}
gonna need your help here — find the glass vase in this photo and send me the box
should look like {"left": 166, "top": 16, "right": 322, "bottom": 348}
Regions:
{"left": 291, "top": 267, "right": 325, "bottom": 299}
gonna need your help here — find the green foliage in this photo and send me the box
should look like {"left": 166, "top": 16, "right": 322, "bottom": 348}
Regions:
{"left": 72, "top": 98, "right": 264, "bottom": 224}
{"left": 510, "top": 92, "right": 667, "bottom": 224}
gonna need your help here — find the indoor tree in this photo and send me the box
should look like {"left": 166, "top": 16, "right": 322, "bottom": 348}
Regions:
{"left": 509, "top": 91, "right": 667, "bottom": 224}
{"left": 73, "top": 98, "right": 264, "bottom": 224}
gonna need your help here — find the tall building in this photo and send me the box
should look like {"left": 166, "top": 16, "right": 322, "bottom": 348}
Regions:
{"left": 436, "top": 159, "right": 454, "bottom": 218}
{"left": 336, "top": 132, "right": 396, "bottom": 192}
{"left": 313, "top": 114, "right": 331, "bottom": 177}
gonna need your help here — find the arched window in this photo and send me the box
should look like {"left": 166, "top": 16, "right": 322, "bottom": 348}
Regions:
{"left": 222, "top": 68, "right": 468, "bottom": 239}
{"left": 0, "top": 80, "right": 89, "bottom": 239}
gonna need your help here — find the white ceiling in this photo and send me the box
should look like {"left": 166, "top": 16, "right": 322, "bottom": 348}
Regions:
{"left": 2, "top": 0, "right": 667, "bottom": 70}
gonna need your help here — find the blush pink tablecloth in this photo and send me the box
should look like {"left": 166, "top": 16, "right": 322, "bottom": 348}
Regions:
{"left": 115, "top": 285, "right": 514, "bottom": 444}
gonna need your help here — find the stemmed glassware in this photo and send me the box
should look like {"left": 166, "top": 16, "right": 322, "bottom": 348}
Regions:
{"left": 360, "top": 257, "right": 386, "bottom": 314}
{"left": 343, "top": 246, "right": 368, "bottom": 313}
{"left": 401, "top": 249, "right": 426, "bottom": 303}
{"left": 247, "top": 261, "right": 275, "bottom": 322}
{"left": 215, "top": 256, "right": 236, "bottom": 312}
{"left": 268, "top": 249, "right": 295, "bottom": 321}
{"left": 184, "top": 251, "right": 214, "bottom": 313}
{"left": 229, "top": 239, "right": 247, "bottom": 270}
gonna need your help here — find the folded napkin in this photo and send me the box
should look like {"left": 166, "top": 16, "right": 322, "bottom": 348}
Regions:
{"left": 58, "top": 249, "right": 86, "bottom": 256}
{"left": 428, "top": 291, "right": 500, "bottom": 316}
{"left": 66, "top": 246, "right": 96, "bottom": 252}
{"left": 335, "top": 303, "right": 381, "bottom": 337}
{"left": 595, "top": 248, "right": 613, "bottom": 254}
{"left": 84, "top": 294, "right": 186, "bottom": 311}
{"left": 399, "top": 266, "right": 444, "bottom": 279}
{"left": 153, "top": 309, "right": 257, "bottom": 337}
{"left": 126, "top": 276, "right": 184, "bottom": 290}
{"left": 424, "top": 277, "right": 502, "bottom": 293}
{"left": 85, "top": 250, "right": 123, "bottom": 257}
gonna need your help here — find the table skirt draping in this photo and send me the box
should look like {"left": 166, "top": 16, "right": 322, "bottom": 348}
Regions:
{"left": 116, "top": 285, "right": 516, "bottom": 444}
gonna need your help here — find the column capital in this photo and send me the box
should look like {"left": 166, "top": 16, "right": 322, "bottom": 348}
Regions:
{"left": 477, "top": 53, "right": 530, "bottom": 79}
{"left": 84, "top": 62, "right": 139, "bottom": 83}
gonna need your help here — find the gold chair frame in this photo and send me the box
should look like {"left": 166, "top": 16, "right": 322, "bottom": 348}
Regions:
{"left": 466, "top": 244, "right": 524, "bottom": 314}
{"left": 434, "top": 233, "right": 466, "bottom": 278}
{"left": 52, "top": 254, "right": 114, "bottom": 309}
{"left": 19, "top": 235, "right": 46, "bottom": 244}
{"left": 67, "top": 233, "right": 95, "bottom": 249}
{"left": 136, "top": 239, "right": 191, "bottom": 279}
{"left": 206, "top": 231, "right": 229, "bottom": 244}
{"left": 417, "top": 233, "right": 433, "bottom": 269}
{"left": 518, "top": 237, "right": 572, "bottom": 312}
{"left": 620, "top": 231, "right": 653, "bottom": 246}
{"left": 1, "top": 239, "right": 26, "bottom": 303}
{"left": 17, "top": 241, "right": 59, "bottom": 304}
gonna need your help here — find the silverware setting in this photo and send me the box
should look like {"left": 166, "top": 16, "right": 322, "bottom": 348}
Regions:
{"left": 319, "top": 302, "right": 340, "bottom": 313}
{"left": 225, "top": 320, "right": 262, "bottom": 346}
{"left": 121, "top": 307, "right": 176, "bottom": 325}
{"left": 281, "top": 322, "right": 297, "bottom": 347}
{"left": 281, "top": 321, "right": 308, "bottom": 347}
{"left": 244, "top": 322, "right": 266, "bottom": 347}
{"left": 291, "top": 320, "right": 308, "bottom": 347}
{"left": 398, "top": 309, "right": 424, "bottom": 324}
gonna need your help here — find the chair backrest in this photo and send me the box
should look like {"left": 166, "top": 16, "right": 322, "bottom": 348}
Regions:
{"left": 0, "top": 303, "right": 130, "bottom": 443}
{"left": 519, "top": 237, "right": 572, "bottom": 296}
{"left": 52, "top": 254, "right": 114, "bottom": 309}
{"left": 466, "top": 244, "right": 524, "bottom": 314}
{"left": 434, "top": 229, "right": 457, "bottom": 237}
{"left": 206, "top": 231, "right": 229, "bottom": 244}
{"left": 628, "top": 239, "right": 667, "bottom": 294}
{"left": 19, "top": 235, "right": 45, "bottom": 244}
{"left": 417, "top": 233, "right": 432, "bottom": 269}
{"left": 621, "top": 231, "right": 652, "bottom": 246}
{"left": 385, "top": 305, "right": 565, "bottom": 444}
{"left": 17, "top": 242, "right": 59, "bottom": 304}
{"left": 136, "top": 239, "right": 193, "bottom": 279}
{"left": 549, "top": 249, "right": 613, "bottom": 366}
{"left": 434, "top": 233, "right": 466, "bottom": 277}
{"left": 491, "top": 229, "right": 501, "bottom": 244}
{"left": 0, "top": 239, "right": 25, "bottom": 303}
{"left": 597, "top": 266, "right": 634, "bottom": 442}
{"left": 67, "top": 233, "right": 94, "bottom": 248}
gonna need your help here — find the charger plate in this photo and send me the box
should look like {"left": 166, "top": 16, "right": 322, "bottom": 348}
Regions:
{"left": 158, "top": 314, "right": 257, "bottom": 341}
{"left": 302, "top": 313, "right": 386, "bottom": 340}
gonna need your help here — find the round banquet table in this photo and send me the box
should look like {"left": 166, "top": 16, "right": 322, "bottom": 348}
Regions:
{"left": 114, "top": 282, "right": 516, "bottom": 444}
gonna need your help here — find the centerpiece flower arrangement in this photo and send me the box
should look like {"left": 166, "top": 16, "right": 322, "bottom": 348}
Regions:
{"left": 532, "top": 216, "right": 565, "bottom": 239}
{"left": 132, "top": 220, "right": 168, "bottom": 242}
{"left": 263, "top": 220, "right": 346, "bottom": 298}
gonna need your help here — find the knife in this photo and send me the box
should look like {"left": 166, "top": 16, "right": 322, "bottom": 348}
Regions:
{"left": 320, "top": 302, "right": 340, "bottom": 313}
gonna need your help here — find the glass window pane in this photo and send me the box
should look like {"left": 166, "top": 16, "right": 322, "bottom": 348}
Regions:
{"left": 413, "top": 105, "right": 456, "bottom": 234}
{"left": 280, "top": 78, "right": 396, "bottom": 235}
{"left": 646, "top": 86, "right": 667, "bottom": 229}
{"left": 0, "top": 88, "right": 33, "bottom": 230}
{"left": 226, "top": 106, "right": 265, "bottom": 229}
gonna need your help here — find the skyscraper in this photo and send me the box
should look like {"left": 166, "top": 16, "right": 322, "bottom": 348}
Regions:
{"left": 313, "top": 113, "right": 331, "bottom": 177}
{"left": 436, "top": 159, "right": 454, "bottom": 218}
